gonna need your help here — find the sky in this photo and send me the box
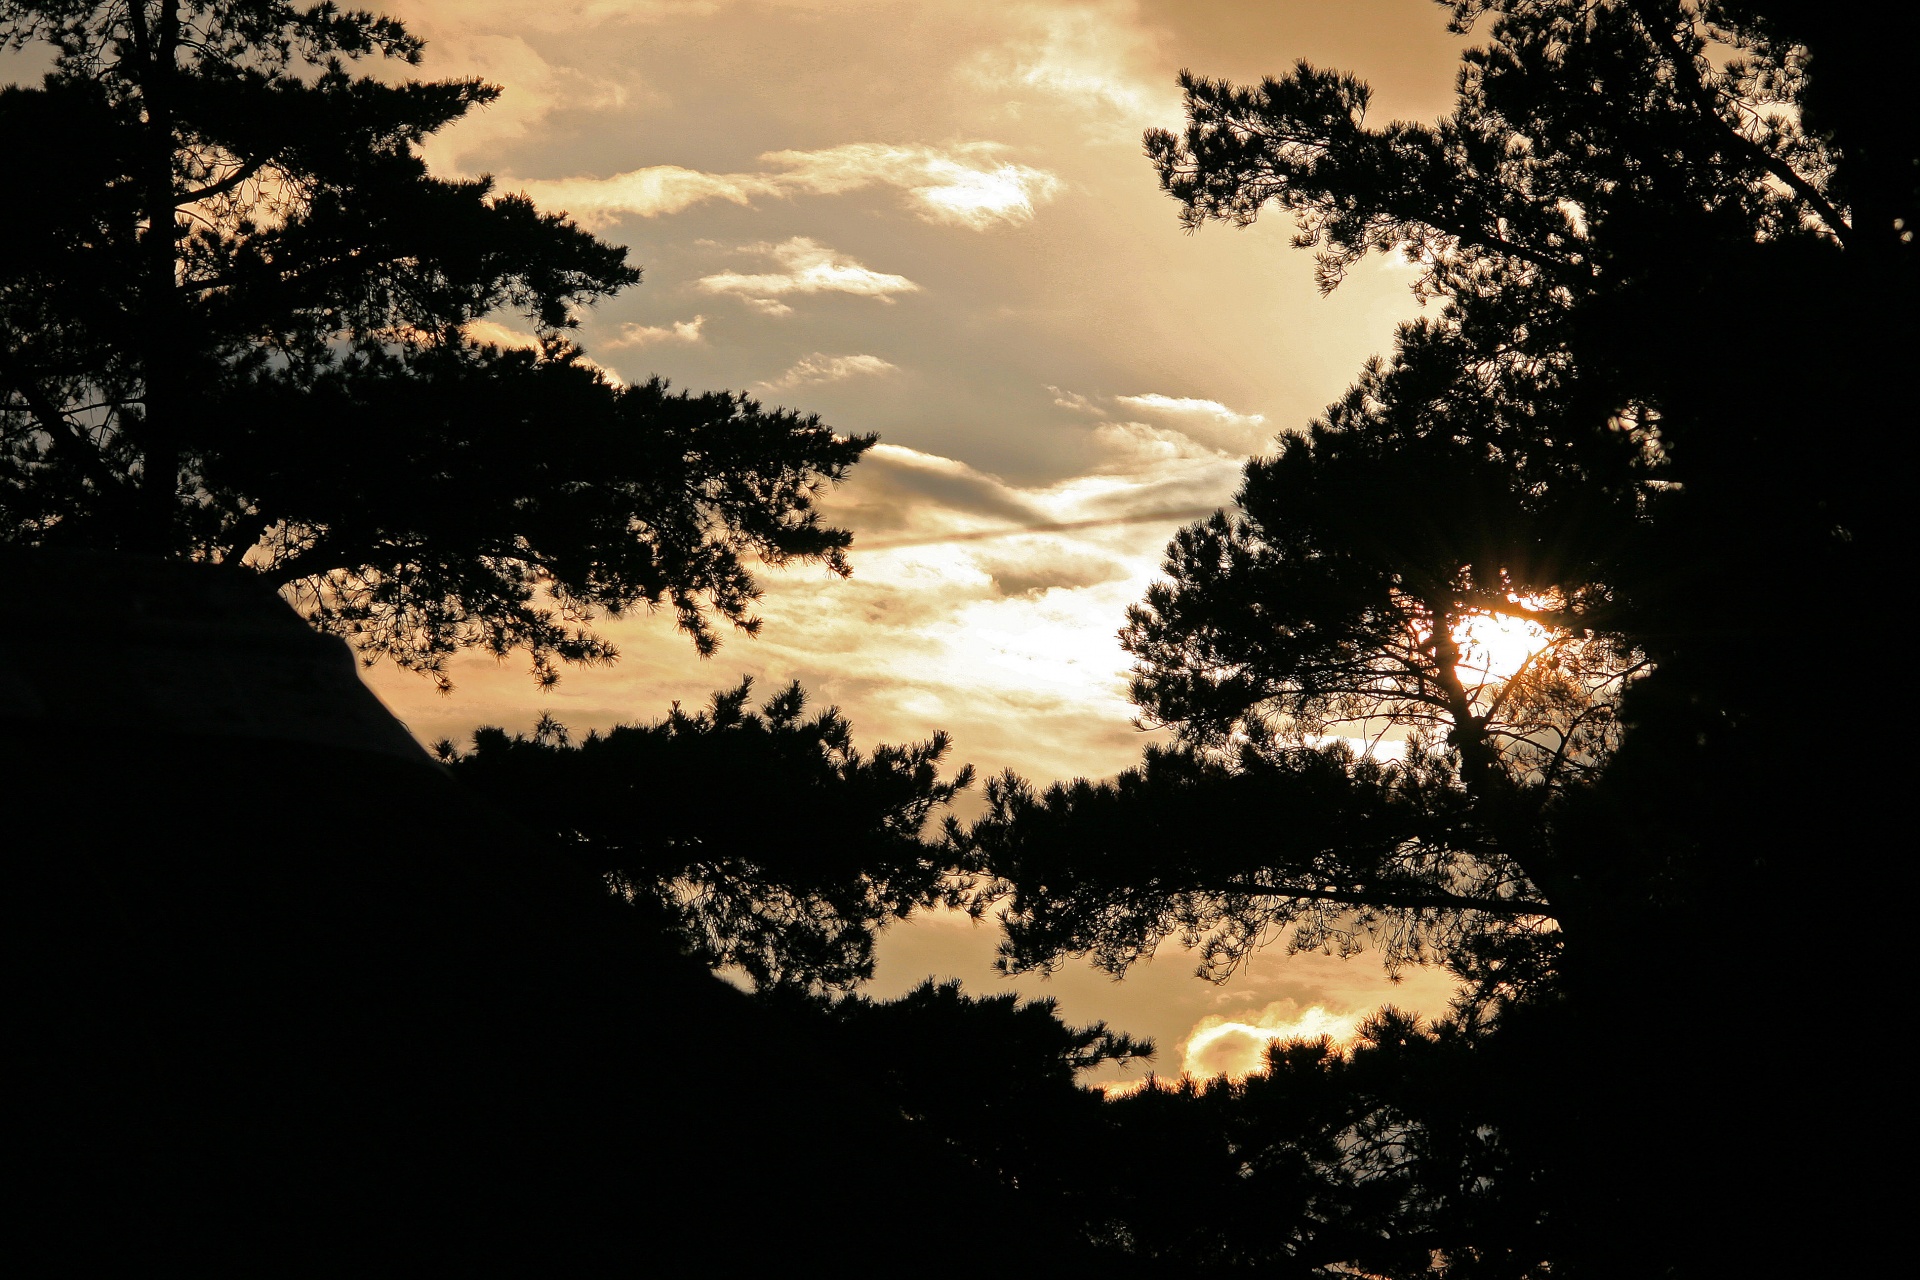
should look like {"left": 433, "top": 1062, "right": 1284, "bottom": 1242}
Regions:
{"left": 355, "top": 0, "right": 1475, "bottom": 1084}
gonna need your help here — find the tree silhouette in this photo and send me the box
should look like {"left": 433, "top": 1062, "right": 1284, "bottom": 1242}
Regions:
{"left": 443, "top": 679, "right": 975, "bottom": 992}
{"left": 966, "top": 1, "right": 1910, "bottom": 1271}
{"left": 976, "top": 0, "right": 1907, "bottom": 992}
{"left": 804, "top": 980, "right": 1151, "bottom": 1219}
{"left": 0, "top": 1, "right": 868, "bottom": 685}
{"left": 798, "top": 986, "right": 1564, "bottom": 1275}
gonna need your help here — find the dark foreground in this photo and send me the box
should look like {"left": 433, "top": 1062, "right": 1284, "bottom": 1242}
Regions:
{"left": 5, "top": 554, "right": 1093, "bottom": 1268}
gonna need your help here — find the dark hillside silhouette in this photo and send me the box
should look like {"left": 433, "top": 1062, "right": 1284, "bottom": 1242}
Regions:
{"left": 4, "top": 551, "right": 1117, "bottom": 1266}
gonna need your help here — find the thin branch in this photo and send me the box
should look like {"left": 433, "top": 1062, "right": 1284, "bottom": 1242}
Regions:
{"left": 1627, "top": 0, "right": 1852, "bottom": 245}
{"left": 0, "top": 348, "right": 128, "bottom": 498}
{"left": 180, "top": 156, "right": 267, "bottom": 205}
{"left": 1205, "top": 878, "right": 1555, "bottom": 919}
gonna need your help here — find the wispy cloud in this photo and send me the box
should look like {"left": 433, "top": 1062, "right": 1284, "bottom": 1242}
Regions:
{"left": 1045, "top": 385, "right": 1274, "bottom": 459}
{"left": 399, "top": 0, "right": 727, "bottom": 35}
{"left": 1113, "top": 392, "right": 1270, "bottom": 451}
{"left": 766, "top": 142, "right": 1062, "bottom": 229}
{"left": 364, "top": 431, "right": 1240, "bottom": 814}
{"left": 1047, "top": 384, "right": 1101, "bottom": 414}
{"left": 602, "top": 315, "right": 707, "bottom": 348}
{"left": 508, "top": 141, "right": 1060, "bottom": 230}
{"left": 698, "top": 238, "right": 919, "bottom": 315}
{"left": 965, "top": 0, "right": 1177, "bottom": 141}
{"left": 510, "top": 166, "right": 779, "bottom": 224}
{"left": 760, "top": 352, "right": 899, "bottom": 390}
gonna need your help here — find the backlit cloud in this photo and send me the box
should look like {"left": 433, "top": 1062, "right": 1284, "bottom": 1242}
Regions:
{"left": 697, "top": 238, "right": 919, "bottom": 315}
{"left": 761, "top": 352, "right": 899, "bottom": 389}
{"left": 397, "top": 0, "right": 726, "bottom": 34}
{"left": 385, "top": 5, "right": 644, "bottom": 175}
{"left": 1114, "top": 392, "right": 1271, "bottom": 451}
{"left": 1180, "top": 1002, "right": 1367, "bottom": 1081}
{"left": 766, "top": 142, "right": 1062, "bottom": 229}
{"left": 603, "top": 315, "right": 707, "bottom": 348}
{"left": 1045, "top": 385, "right": 1273, "bottom": 477}
{"left": 461, "top": 319, "right": 626, "bottom": 385}
{"left": 512, "top": 166, "right": 779, "bottom": 225}
{"left": 509, "top": 142, "right": 1060, "bottom": 231}
{"left": 965, "top": 0, "right": 1176, "bottom": 141}
{"left": 1048, "top": 385, "right": 1100, "bottom": 414}
{"left": 832, "top": 443, "right": 1044, "bottom": 534}
{"left": 365, "top": 429, "right": 1237, "bottom": 785}
{"left": 462, "top": 319, "right": 544, "bottom": 351}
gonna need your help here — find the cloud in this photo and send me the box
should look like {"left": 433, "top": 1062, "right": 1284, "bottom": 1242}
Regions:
{"left": 1047, "top": 385, "right": 1101, "bottom": 414}
{"left": 462, "top": 319, "right": 544, "bottom": 351}
{"left": 975, "top": 546, "right": 1130, "bottom": 598}
{"left": 766, "top": 142, "right": 1062, "bottom": 230}
{"left": 382, "top": 11, "right": 643, "bottom": 177}
{"left": 964, "top": 0, "right": 1178, "bottom": 141}
{"left": 362, "top": 432, "right": 1239, "bottom": 807}
{"left": 760, "top": 352, "right": 898, "bottom": 390}
{"left": 1114, "top": 392, "right": 1262, "bottom": 426}
{"left": 1179, "top": 1003, "right": 1367, "bottom": 1081}
{"left": 1042, "top": 384, "right": 1275, "bottom": 465}
{"left": 461, "top": 318, "right": 625, "bottom": 384}
{"left": 508, "top": 142, "right": 1060, "bottom": 231}
{"left": 1113, "top": 393, "right": 1271, "bottom": 451}
{"left": 602, "top": 315, "right": 707, "bottom": 348}
{"left": 1085, "top": 419, "right": 1226, "bottom": 471}
{"left": 697, "top": 238, "right": 919, "bottom": 314}
{"left": 832, "top": 444, "right": 1043, "bottom": 534}
{"left": 397, "top": 0, "right": 726, "bottom": 33}
{"left": 512, "top": 166, "right": 780, "bottom": 225}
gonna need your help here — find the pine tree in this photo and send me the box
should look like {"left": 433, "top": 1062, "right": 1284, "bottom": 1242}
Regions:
{"left": 0, "top": 2, "right": 870, "bottom": 684}
{"left": 967, "top": 3, "right": 1911, "bottom": 1271}
{"left": 444, "top": 679, "right": 975, "bottom": 991}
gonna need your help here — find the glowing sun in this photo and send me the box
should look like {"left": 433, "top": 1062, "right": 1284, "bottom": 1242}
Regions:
{"left": 1454, "top": 608, "right": 1555, "bottom": 685}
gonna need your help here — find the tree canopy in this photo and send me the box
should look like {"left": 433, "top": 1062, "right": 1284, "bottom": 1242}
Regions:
{"left": 970, "top": 0, "right": 1909, "bottom": 994}
{"left": 960, "top": 1, "right": 1908, "bottom": 1271}
{"left": 0, "top": 1, "right": 869, "bottom": 684}
{"left": 443, "top": 679, "right": 975, "bottom": 991}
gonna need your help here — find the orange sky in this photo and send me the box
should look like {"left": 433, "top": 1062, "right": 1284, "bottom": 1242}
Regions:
{"left": 355, "top": 0, "right": 1475, "bottom": 1084}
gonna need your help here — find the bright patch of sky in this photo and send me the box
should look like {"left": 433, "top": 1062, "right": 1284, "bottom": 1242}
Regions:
{"left": 369, "top": 0, "right": 1472, "bottom": 1081}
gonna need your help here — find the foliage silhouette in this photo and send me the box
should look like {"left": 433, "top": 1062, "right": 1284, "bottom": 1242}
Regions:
{"left": 973, "top": 0, "right": 1911, "bottom": 994}
{"left": 1086, "top": 1008, "right": 1558, "bottom": 1276}
{"left": 443, "top": 679, "right": 974, "bottom": 991}
{"left": 0, "top": 1, "right": 869, "bottom": 685}
{"left": 798, "top": 980, "right": 1152, "bottom": 1219}
{"left": 963, "top": 1, "right": 1910, "bottom": 1272}
{"left": 970, "top": 740, "right": 1561, "bottom": 1007}
{"left": 788, "top": 984, "right": 1564, "bottom": 1276}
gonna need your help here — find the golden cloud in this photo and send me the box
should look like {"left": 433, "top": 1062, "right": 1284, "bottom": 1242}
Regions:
{"left": 759, "top": 352, "right": 900, "bottom": 390}
{"left": 964, "top": 0, "right": 1179, "bottom": 142}
{"left": 507, "top": 142, "right": 1060, "bottom": 230}
{"left": 1179, "top": 1002, "right": 1367, "bottom": 1081}
{"left": 602, "top": 315, "right": 707, "bottom": 348}
{"left": 697, "top": 238, "right": 920, "bottom": 315}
